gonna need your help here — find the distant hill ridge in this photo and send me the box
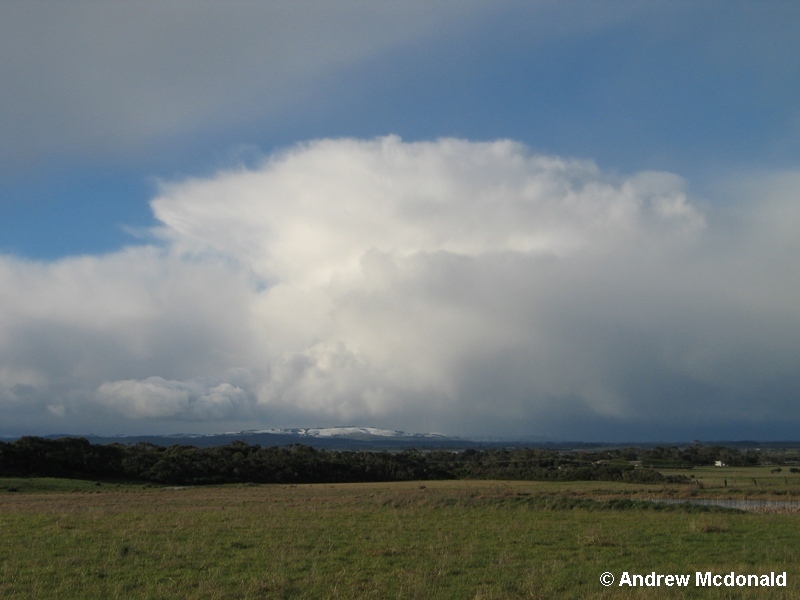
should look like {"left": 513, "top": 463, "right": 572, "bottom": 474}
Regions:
{"left": 239, "top": 426, "right": 449, "bottom": 439}
{"left": 22, "top": 427, "right": 788, "bottom": 450}
{"left": 44, "top": 426, "right": 476, "bottom": 450}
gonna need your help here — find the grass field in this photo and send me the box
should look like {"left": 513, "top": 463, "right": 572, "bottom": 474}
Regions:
{"left": 659, "top": 465, "right": 800, "bottom": 497}
{"left": 1, "top": 472, "right": 798, "bottom": 599}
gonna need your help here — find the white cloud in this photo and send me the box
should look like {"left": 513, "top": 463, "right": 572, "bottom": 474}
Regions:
{"left": 1, "top": 137, "right": 799, "bottom": 439}
{"left": 96, "top": 371, "right": 254, "bottom": 420}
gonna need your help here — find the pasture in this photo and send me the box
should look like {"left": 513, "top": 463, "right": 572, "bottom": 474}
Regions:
{"left": 1, "top": 471, "right": 798, "bottom": 598}
{"left": 659, "top": 465, "right": 800, "bottom": 496}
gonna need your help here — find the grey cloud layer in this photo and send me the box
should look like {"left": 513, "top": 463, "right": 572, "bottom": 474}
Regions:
{"left": 1, "top": 138, "right": 799, "bottom": 439}
{"left": 0, "top": 2, "right": 485, "bottom": 164}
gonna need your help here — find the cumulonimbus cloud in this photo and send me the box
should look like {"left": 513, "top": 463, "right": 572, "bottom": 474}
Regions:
{"left": 1, "top": 137, "right": 799, "bottom": 439}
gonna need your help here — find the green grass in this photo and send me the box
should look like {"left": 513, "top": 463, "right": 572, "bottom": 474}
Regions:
{"left": 0, "top": 477, "right": 147, "bottom": 494}
{"left": 0, "top": 479, "right": 797, "bottom": 599}
{"left": 659, "top": 465, "right": 800, "bottom": 497}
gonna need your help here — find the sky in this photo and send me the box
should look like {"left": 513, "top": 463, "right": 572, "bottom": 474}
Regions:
{"left": 1, "top": 1, "right": 799, "bottom": 441}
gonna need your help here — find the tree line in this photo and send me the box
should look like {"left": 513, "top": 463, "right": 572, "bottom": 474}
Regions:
{"left": 0, "top": 436, "right": 781, "bottom": 486}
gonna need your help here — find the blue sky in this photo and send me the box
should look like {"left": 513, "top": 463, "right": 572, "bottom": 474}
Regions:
{"left": 1, "top": 2, "right": 799, "bottom": 440}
